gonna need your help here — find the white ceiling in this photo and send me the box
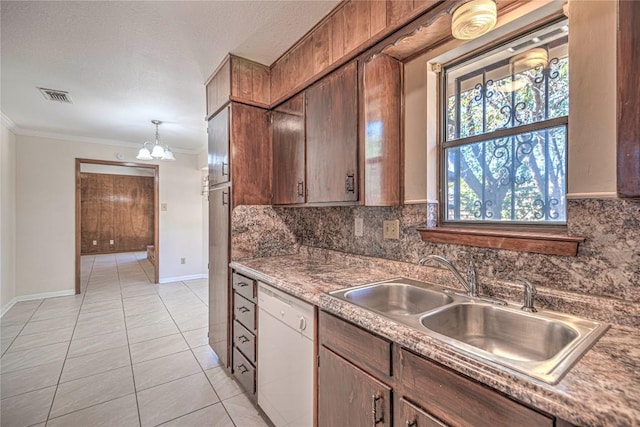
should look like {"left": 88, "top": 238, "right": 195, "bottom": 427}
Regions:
{"left": 0, "top": 0, "right": 340, "bottom": 153}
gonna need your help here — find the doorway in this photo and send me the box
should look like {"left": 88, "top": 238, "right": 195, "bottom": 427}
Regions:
{"left": 75, "top": 158, "right": 159, "bottom": 293}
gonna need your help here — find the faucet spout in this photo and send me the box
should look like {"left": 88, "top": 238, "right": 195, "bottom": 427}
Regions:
{"left": 419, "top": 255, "right": 477, "bottom": 297}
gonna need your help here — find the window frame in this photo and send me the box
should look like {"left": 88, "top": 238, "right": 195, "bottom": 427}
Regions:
{"left": 437, "top": 17, "right": 570, "bottom": 230}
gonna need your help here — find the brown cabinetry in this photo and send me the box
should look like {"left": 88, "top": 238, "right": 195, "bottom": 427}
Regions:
{"left": 319, "top": 311, "right": 556, "bottom": 427}
{"left": 208, "top": 187, "right": 230, "bottom": 367}
{"left": 362, "top": 54, "right": 402, "bottom": 206}
{"left": 208, "top": 106, "right": 230, "bottom": 187}
{"left": 272, "top": 93, "right": 306, "bottom": 205}
{"left": 206, "top": 55, "right": 270, "bottom": 117}
{"left": 617, "top": 0, "right": 640, "bottom": 197}
{"left": 231, "top": 271, "right": 258, "bottom": 397}
{"left": 306, "top": 61, "right": 359, "bottom": 203}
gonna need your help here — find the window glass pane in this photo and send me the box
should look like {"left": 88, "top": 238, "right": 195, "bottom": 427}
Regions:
{"left": 445, "top": 126, "right": 566, "bottom": 222}
{"left": 445, "top": 23, "right": 569, "bottom": 142}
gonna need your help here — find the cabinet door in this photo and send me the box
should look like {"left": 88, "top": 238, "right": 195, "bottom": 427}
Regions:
{"left": 363, "top": 54, "right": 402, "bottom": 206}
{"left": 272, "top": 93, "right": 306, "bottom": 204}
{"left": 397, "top": 397, "right": 446, "bottom": 427}
{"left": 318, "top": 346, "right": 392, "bottom": 427}
{"left": 306, "top": 61, "right": 358, "bottom": 203}
{"left": 208, "top": 106, "right": 230, "bottom": 186}
{"left": 209, "top": 187, "right": 231, "bottom": 367}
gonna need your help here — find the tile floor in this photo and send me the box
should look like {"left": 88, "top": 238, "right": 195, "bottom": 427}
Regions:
{"left": 0, "top": 252, "right": 269, "bottom": 427}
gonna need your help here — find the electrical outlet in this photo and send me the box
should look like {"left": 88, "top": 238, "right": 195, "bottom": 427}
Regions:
{"left": 161, "top": 203, "right": 168, "bottom": 211}
{"left": 109, "top": 240, "right": 114, "bottom": 245}
{"left": 354, "top": 218, "right": 364, "bottom": 237}
{"left": 383, "top": 220, "right": 400, "bottom": 240}
{"left": 92, "top": 240, "right": 97, "bottom": 246}
{"left": 180, "top": 257, "right": 186, "bottom": 264}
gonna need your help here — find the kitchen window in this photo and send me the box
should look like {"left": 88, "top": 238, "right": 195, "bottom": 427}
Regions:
{"left": 441, "top": 20, "right": 569, "bottom": 226}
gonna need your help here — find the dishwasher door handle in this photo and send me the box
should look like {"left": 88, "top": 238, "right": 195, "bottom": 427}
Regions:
{"left": 299, "top": 316, "right": 307, "bottom": 331}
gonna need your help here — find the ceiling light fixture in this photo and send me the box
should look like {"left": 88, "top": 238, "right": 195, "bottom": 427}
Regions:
{"left": 451, "top": 0, "right": 497, "bottom": 40}
{"left": 136, "top": 120, "right": 175, "bottom": 161}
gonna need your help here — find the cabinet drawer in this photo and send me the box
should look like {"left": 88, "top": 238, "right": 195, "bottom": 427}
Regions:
{"left": 233, "top": 347, "right": 255, "bottom": 395}
{"left": 397, "top": 397, "right": 446, "bottom": 427}
{"left": 233, "top": 320, "right": 256, "bottom": 363}
{"left": 234, "top": 293, "right": 256, "bottom": 331}
{"left": 319, "top": 311, "right": 392, "bottom": 380}
{"left": 397, "top": 348, "right": 553, "bottom": 427}
{"left": 232, "top": 272, "right": 257, "bottom": 303}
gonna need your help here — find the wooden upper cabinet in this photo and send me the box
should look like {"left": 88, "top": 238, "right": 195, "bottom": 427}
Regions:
{"left": 387, "top": 0, "right": 440, "bottom": 28}
{"left": 343, "top": 0, "right": 371, "bottom": 54}
{"left": 306, "top": 61, "right": 359, "bottom": 204}
{"left": 617, "top": 0, "right": 640, "bottom": 197}
{"left": 362, "top": 54, "right": 402, "bottom": 206}
{"left": 229, "top": 103, "right": 272, "bottom": 207}
{"left": 206, "top": 56, "right": 270, "bottom": 117}
{"left": 272, "top": 93, "right": 306, "bottom": 205}
{"left": 208, "top": 106, "right": 230, "bottom": 187}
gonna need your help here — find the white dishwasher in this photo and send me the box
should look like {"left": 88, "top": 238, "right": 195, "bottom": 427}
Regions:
{"left": 258, "top": 282, "right": 314, "bottom": 427}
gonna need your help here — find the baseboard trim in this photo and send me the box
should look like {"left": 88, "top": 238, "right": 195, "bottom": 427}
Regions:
{"left": 159, "top": 274, "right": 208, "bottom": 284}
{"left": 1, "top": 289, "right": 76, "bottom": 318}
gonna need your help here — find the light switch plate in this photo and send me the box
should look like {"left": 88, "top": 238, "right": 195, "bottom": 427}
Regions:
{"left": 354, "top": 218, "right": 364, "bottom": 237}
{"left": 383, "top": 220, "right": 400, "bottom": 240}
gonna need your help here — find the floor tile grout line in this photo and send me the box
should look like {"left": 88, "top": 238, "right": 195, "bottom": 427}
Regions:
{"left": 153, "top": 402, "right": 221, "bottom": 426}
{"left": 115, "top": 253, "right": 143, "bottom": 427}
{"left": 0, "top": 299, "right": 45, "bottom": 357}
{"left": 43, "top": 253, "right": 94, "bottom": 423}
{"left": 44, "top": 392, "right": 138, "bottom": 424}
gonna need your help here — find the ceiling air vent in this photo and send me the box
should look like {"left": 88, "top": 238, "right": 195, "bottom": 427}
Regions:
{"left": 38, "top": 87, "right": 73, "bottom": 104}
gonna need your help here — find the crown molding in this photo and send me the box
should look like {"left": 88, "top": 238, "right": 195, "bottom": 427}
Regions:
{"left": 11, "top": 127, "right": 201, "bottom": 155}
{"left": 1, "top": 112, "right": 17, "bottom": 131}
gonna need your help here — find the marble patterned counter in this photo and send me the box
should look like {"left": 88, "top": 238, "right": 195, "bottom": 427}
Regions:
{"left": 230, "top": 248, "right": 640, "bottom": 426}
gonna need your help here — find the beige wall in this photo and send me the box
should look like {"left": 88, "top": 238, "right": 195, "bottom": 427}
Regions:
{"left": 1, "top": 122, "right": 17, "bottom": 310}
{"left": 404, "top": 0, "right": 617, "bottom": 202}
{"left": 14, "top": 134, "right": 206, "bottom": 297}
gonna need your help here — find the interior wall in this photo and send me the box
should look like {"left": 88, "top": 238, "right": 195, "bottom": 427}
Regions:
{"left": 404, "top": 0, "right": 617, "bottom": 200}
{"left": 14, "top": 134, "right": 206, "bottom": 297}
{"left": 1, "top": 122, "right": 17, "bottom": 309}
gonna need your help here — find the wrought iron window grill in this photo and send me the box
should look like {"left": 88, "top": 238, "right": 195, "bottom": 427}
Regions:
{"left": 441, "top": 20, "right": 569, "bottom": 224}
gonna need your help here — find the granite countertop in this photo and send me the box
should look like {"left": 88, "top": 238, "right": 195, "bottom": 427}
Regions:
{"left": 230, "top": 248, "right": 640, "bottom": 427}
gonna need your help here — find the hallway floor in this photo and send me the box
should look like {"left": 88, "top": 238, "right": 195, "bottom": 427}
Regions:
{"left": 0, "top": 252, "right": 268, "bottom": 427}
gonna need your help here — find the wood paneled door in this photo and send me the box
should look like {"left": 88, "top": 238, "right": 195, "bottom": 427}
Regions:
{"left": 75, "top": 159, "right": 159, "bottom": 293}
{"left": 80, "top": 173, "right": 154, "bottom": 254}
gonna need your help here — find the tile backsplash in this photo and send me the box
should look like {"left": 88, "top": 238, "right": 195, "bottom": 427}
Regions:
{"left": 232, "top": 198, "right": 640, "bottom": 304}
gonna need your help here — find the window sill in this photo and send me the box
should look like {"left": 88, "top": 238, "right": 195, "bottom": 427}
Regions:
{"left": 416, "top": 227, "right": 585, "bottom": 257}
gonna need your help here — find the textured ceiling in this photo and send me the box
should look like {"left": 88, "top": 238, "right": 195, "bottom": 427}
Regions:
{"left": 0, "top": 0, "right": 339, "bottom": 153}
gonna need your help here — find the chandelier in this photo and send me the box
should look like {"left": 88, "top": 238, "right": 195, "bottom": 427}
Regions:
{"left": 136, "top": 120, "right": 175, "bottom": 161}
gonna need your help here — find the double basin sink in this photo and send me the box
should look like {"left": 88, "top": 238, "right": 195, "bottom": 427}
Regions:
{"left": 329, "top": 278, "right": 608, "bottom": 384}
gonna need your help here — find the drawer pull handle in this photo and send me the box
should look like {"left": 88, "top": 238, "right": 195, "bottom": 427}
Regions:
{"left": 406, "top": 420, "right": 417, "bottom": 427}
{"left": 238, "top": 335, "right": 249, "bottom": 343}
{"left": 372, "top": 393, "right": 383, "bottom": 425}
{"left": 237, "top": 281, "right": 249, "bottom": 287}
{"left": 237, "top": 364, "right": 249, "bottom": 374}
{"left": 238, "top": 306, "right": 250, "bottom": 313}
{"left": 221, "top": 161, "right": 228, "bottom": 176}
{"left": 222, "top": 190, "right": 229, "bottom": 206}
{"left": 297, "top": 180, "right": 305, "bottom": 198}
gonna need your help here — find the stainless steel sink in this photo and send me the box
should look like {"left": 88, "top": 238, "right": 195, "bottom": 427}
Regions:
{"left": 328, "top": 278, "right": 609, "bottom": 384}
{"left": 341, "top": 282, "right": 453, "bottom": 316}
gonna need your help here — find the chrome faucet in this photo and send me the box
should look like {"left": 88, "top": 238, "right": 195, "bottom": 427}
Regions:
{"left": 517, "top": 278, "right": 537, "bottom": 312}
{"left": 419, "top": 254, "right": 478, "bottom": 297}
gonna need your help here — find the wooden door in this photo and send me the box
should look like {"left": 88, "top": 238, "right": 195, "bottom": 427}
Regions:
{"left": 318, "top": 346, "right": 392, "bottom": 427}
{"left": 306, "top": 61, "right": 359, "bottom": 203}
{"left": 208, "top": 106, "right": 230, "bottom": 186}
{"left": 229, "top": 103, "right": 272, "bottom": 207}
{"left": 362, "top": 54, "right": 402, "bottom": 206}
{"left": 272, "top": 93, "right": 306, "bottom": 205}
{"left": 209, "top": 186, "right": 231, "bottom": 367}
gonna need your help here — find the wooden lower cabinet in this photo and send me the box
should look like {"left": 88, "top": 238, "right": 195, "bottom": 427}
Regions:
{"left": 318, "top": 346, "right": 392, "bottom": 427}
{"left": 318, "top": 311, "right": 557, "bottom": 427}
